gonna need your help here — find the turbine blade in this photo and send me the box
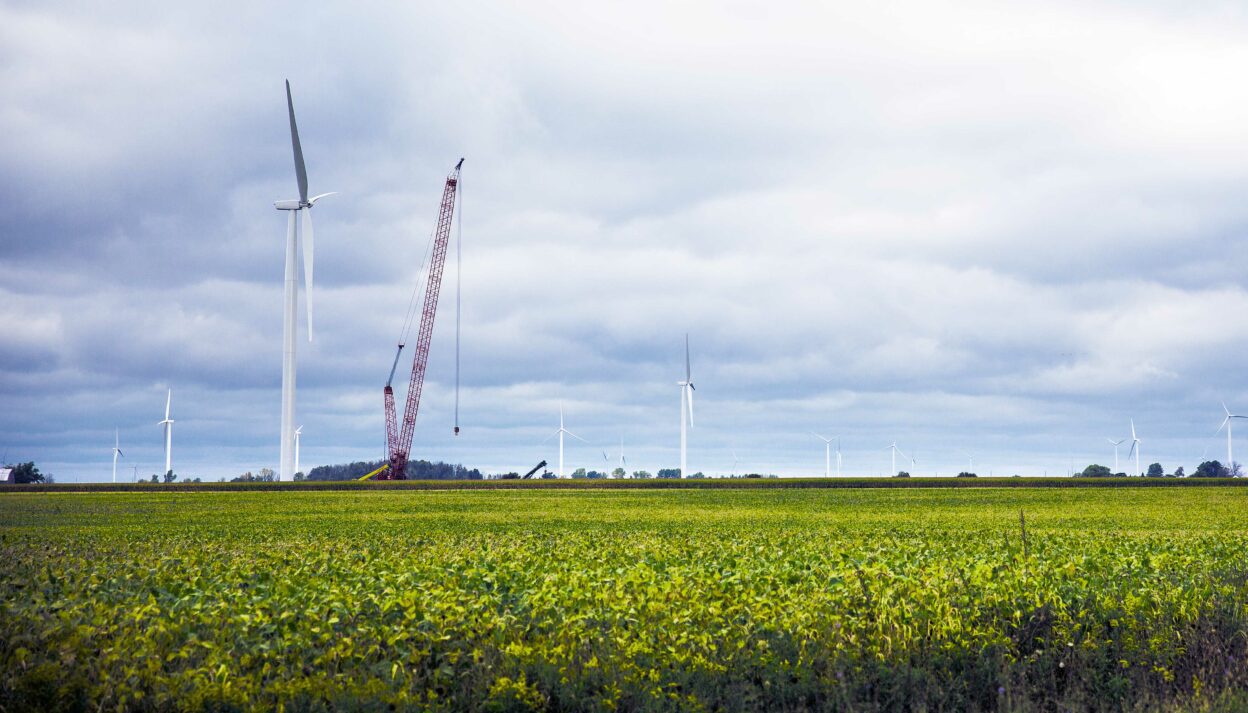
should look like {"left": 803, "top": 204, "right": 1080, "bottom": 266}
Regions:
{"left": 541, "top": 430, "right": 559, "bottom": 444}
{"left": 686, "top": 385, "right": 694, "bottom": 429}
{"left": 1224, "top": 402, "right": 1232, "bottom": 417}
{"left": 302, "top": 209, "right": 314, "bottom": 341}
{"left": 286, "top": 80, "right": 308, "bottom": 204}
{"left": 1130, "top": 419, "right": 1136, "bottom": 440}
{"left": 309, "top": 191, "right": 336, "bottom": 204}
{"left": 165, "top": 389, "right": 171, "bottom": 420}
{"left": 1217, "top": 416, "right": 1230, "bottom": 435}
{"left": 1127, "top": 440, "right": 1138, "bottom": 459}
{"left": 685, "top": 333, "right": 691, "bottom": 382}
{"left": 566, "top": 430, "right": 589, "bottom": 443}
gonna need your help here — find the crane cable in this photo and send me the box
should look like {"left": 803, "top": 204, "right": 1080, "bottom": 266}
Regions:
{"left": 396, "top": 200, "right": 441, "bottom": 348}
{"left": 454, "top": 174, "right": 463, "bottom": 435}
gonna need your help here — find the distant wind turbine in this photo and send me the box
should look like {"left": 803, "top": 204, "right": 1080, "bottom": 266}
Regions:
{"left": 1216, "top": 403, "right": 1246, "bottom": 469}
{"left": 677, "top": 334, "right": 695, "bottom": 479}
{"left": 543, "top": 405, "right": 587, "bottom": 478}
{"left": 111, "top": 428, "right": 123, "bottom": 483}
{"left": 275, "top": 80, "right": 335, "bottom": 482}
{"left": 1106, "top": 437, "right": 1126, "bottom": 472}
{"left": 158, "top": 389, "right": 174, "bottom": 477}
{"left": 731, "top": 448, "right": 739, "bottom": 477}
{"left": 811, "top": 432, "right": 837, "bottom": 478}
{"left": 1126, "top": 420, "right": 1141, "bottom": 476}
{"left": 886, "top": 442, "right": 908, "bottom": 476}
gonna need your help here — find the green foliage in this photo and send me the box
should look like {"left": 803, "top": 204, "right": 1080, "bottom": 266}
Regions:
{"left": 895, "top": 470, "right": 911, "bottom": 478}
{"left": 570, "top": 468, "right": 586, "bottom": 479}
{"left": 956, "top": 472, "right": 978, "bottom": 478}
{"left": 1194, "top": 460, "right": 1231, "bottom": 478}
{"left": 307, "top": 459, "right": 482, "bottom": 481}
{"left": 163, "top": 470, "right": 177, "bottom": 483}
{"left": 1147, "top": 462, "right": 1165, "bottom": 478}
{"left": 3, "top": 488, "right": 1248, "bottom": 710}
{"left": 1079, "top": 464, "right": 1112, "bottom": 478}
{"left": 656, "top": 468, "right": 681, "bottom": 479}
{"left": 7, "top": 462, "right": 43, "bottom": 484}
{"left": 611, "top": 467, "right": 626, "bottom": 479}
{"left": 631, "top": 470, "right": 652, "bottom": 479}
{"left": 1174, "top": 466, "right": 1186, "bottom": 478}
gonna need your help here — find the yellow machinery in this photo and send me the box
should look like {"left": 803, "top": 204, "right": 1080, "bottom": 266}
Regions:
{"left": 358, "top": 464, "right": 390, "bottom": 481}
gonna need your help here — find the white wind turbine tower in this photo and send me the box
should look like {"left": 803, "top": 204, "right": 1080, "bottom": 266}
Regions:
{"left": 1106, "top": 437, "right": 1126, "bottom": 472}
{"left": 544, "top": 405, "right": 587, "bottom": 478}
{"left": 275, "top": 80, "right": 335, "bottom": 482}
{"left": 111, "top": 428, "right": 123, "bottom": 483}
{"left": 811, "top": 432, "right": 836, "bottom": 478}
{"left": 1216, "top": 403, "right": 1246, "bottom": 470}
{"left": 886, "top": 442, "right": 907, "bottom": 476}
{"left": 294, "top": 426, "right": 303, "bottom": 476}
{"left": 731, "top": 448, "right": 739, "bottom": 478}
{"left": 677, "top": 334, "right": 695, "bottom": 479}
{"left": 1125, "top": 419, "right": 1141, "bottom": 476}
{"left": 158, "top": 389, "right": 173, "bottom": 477}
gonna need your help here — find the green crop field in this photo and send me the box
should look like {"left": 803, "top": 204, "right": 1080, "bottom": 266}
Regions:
{"left": 3, "top": 488, "right": 1248, "bottom": 711}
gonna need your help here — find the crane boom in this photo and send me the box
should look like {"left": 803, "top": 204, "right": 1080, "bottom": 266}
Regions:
{"left": 382, "top": 158, "right": 463, "bottom": 480}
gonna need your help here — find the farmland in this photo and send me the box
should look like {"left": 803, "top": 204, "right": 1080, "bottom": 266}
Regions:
{"left": 3, "top": 487, "right": 1248, "bottom": 711}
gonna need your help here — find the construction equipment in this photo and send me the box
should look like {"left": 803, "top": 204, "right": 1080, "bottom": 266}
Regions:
{"left": 522, "top": 460, "right": 548, "bottom": 480}
{"left": 381, "top": 159, "right": 464, "bottom": 480}
{"left": 358, "top": 463, "right": 390, "bottom": 481}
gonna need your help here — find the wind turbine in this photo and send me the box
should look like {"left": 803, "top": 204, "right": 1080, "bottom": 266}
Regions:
{"left": 677, "top": 334, "right": 695, "bottom": 479}
{"left": 731, "top": 448, "right": 739, "bottom": 478}
{"left": 294, "top": 426, "right": 303, "bottom": 477}
{"left": 811, "top": 432, "right": 836, "bottom": 478}
{"left": 1105, "top": 437, "right": 1126, "bottom": 472}
{"left": 275, "top": 80, "right": 335, "bottom": 482}
{"left": 543, "top": 405, "right": 587, "bottom": 478}
{"left": 1126, "top": 419, "right": 1141, "bottom": 476}
{"left": 963, "top": 451, "right": 975, "bottom": 474}
{"left": 886, "top": 442, "right": 908, "bottom": 476}
{"left": 1216, "top": 403, "right": 1246, "bottom": 470}
{"left": 158, "top": 389, "right": 173, "bottom": 477}
{"left": 111, "top": 428, "right": 123, "bottom": 483}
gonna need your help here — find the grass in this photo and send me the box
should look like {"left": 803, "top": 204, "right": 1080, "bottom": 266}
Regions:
{"left": 2, "top": 488, "right": 1248, "bottom": 711}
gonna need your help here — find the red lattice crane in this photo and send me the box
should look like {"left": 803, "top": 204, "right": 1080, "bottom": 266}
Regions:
{"left": 381, "top": 158, "right": 463, "bottom": 480}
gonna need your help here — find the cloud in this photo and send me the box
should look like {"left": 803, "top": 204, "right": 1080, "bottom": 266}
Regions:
{"left": 2, "top": 0, "right": 1248, "bottom": 480}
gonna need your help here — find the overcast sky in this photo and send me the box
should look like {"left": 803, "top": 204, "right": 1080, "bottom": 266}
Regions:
{"left": 4, "top": 0, "right": 1248, "bottom": 481}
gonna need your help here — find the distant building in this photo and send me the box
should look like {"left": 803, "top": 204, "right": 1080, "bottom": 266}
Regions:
{"left": 1, "top": 468, "right": 12, "bottom": 483}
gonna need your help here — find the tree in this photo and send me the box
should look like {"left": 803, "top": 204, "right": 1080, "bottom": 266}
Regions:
{"left": 293, "top": 472, "right": 305, "bottom": 481}
{"left": 1173, "top": 466, "right": 1185, "bottom": 478}
{"left": 1146, "top": 463, "right": 1164, "bottom": 478}
{"left": 632, "top": 470, "right": 652, "bottom": 479}
{"left": 1193, "top": 460, "right": 1231, "bottom": 478}
{"left": 8, "top": 462, "right": 44, "bottom": 484}
{"left": 1078, "top": 464, "right": 1111, "bottom": 478}
{"left": 956, "top": 472, "right": 977, "bottom": 478}
{"left": 687, "top": 471, "right": 706, "bottom": 479}
{"left": 656, "top": 468, "right": 681, "bottom": 479}
{"left": 149, "top": 474, "right": 159, "bottom": 483}
{"left": 894, "top": 471, "right": 911, "bottom": 478}
{"left": 257, "top": 468, "right": 276, "bottom": 482}
{"left": 163, "top": 470, "right": 178, "bottom": 483}
{"left": 612, "top": 467, "right": 626, "bottom": 479}
{"left": 571, "top": 468, "right": 587, "bottom": 479}
{"left": 540, "top": 471, "right": 557, "bottom": 479}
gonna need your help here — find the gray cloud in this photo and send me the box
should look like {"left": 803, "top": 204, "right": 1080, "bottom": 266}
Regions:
{"left": 3, "top": 0, "right": 1248, "bottom": 480}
